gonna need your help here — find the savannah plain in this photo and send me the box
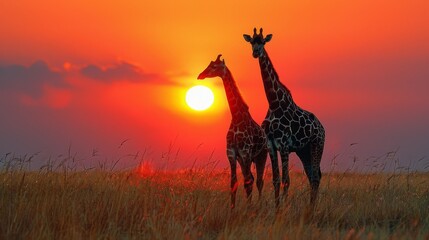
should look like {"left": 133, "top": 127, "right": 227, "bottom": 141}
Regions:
{"left": 1, "top": 152, "right": 428, "bottom": 240}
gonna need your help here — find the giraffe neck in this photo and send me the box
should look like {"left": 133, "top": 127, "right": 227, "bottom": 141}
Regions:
{"left": 258, "top": 49, "right": 295, "bottom": 109}
{"left": 221, "top": 67, "right": 250, "bottom": 122}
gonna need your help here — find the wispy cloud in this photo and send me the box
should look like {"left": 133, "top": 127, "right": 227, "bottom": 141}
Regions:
{"left": 0, "top": 60, "right": 68, "bottom": 98}
{"left": 0, "top": 59, "right": 171, "bottom": 109}
{"left": 80, "top": 61, "right": 157, "bottom": 83}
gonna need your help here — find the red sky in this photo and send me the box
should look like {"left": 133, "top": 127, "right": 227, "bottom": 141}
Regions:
{"left": 1, "top": 0, "right": 428, "bottom": 171}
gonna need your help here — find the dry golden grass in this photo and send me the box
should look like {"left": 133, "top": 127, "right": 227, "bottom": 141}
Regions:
{"left": 1, "top": 156, "right": 429, "bottom": 239}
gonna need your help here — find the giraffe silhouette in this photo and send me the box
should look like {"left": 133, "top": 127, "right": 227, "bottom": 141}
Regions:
{"left": 198, "top": 54, "right": 267, "bottom": 208}
{"left": 244, "top": 28, "right": 325, "bottom": 205}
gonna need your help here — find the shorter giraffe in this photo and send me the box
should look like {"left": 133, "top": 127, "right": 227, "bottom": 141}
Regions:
{"left": 198, "top": 54, "right": 267, "bottom": 208}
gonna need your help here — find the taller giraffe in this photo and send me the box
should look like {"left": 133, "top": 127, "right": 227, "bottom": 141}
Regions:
{"left": 243, "top": 28, "right": 325, "bottom": 205}
{"left": 198, "top": 54, "right": 267, "bottom": 209}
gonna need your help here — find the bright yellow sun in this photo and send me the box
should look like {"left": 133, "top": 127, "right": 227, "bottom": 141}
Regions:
{"left": 185, "top": 85, "right": 214, "bottom": 111}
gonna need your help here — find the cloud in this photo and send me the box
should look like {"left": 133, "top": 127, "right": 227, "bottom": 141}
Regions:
{"left": 0, "top": 60, "right": 68, "bottom": 98}
{"left": 0, "top": 59, "right": 167, "bottom": 109}
{"left": 80, "top": 61, "right": 157, "bottom": 82}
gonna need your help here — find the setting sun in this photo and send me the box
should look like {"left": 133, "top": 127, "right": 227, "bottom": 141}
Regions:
{"left": 185, "top": 85, "right": 214, "bottom": 111}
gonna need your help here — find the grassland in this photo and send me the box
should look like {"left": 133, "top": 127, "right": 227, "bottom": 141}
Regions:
{"left": 1, "top": 155, "right": 428, "bottom": 239}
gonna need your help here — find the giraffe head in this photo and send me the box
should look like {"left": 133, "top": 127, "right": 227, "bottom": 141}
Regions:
{"left": 197, "top": 54, "right": 226, "bottom": 80}
{"left": 243, "top": 28, "right": 272, "bottom": 58}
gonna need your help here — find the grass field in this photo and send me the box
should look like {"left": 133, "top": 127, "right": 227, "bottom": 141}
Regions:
{"left": 1, "top": 155, "right": 429, "bottom": 239}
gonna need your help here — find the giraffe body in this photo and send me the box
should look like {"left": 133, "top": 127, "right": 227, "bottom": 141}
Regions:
{"left": 244, "top": 28, "right": 325, "bottom": 205}
{"left": 198, "top": 55, "right": 267, "bottom": 208}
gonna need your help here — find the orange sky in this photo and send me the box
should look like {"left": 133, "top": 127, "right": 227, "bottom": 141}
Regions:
{"left": 1, "top": 0, "right": 429, "bottom": 171}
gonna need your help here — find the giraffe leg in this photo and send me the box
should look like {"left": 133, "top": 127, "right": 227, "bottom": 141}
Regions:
{"left": 255, "top": 150, "right": 267, "bottom": 200}
{"left": 279, "top": 150, "right": 291, "bottom": 199}
{"left": 268, "top": 145, "right": 280, "bottom": 206}
{"left": 228, "top": 154, "right": 238, "bottom": 209}
{"left": 309, "top": 142, "right": 324, "bottom": 204}
{"left": 240, "top": 162, "right": 254, "bottom": 204}
{"left": 297, "top": 144, "right": 322, "bottom": 204}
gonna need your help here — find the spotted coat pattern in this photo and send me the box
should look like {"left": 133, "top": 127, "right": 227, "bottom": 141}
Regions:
{"left": 198, "top": 55, "right": 267, "bottom": 208}
{"left": 244, "top": 28, "right": 325, "bottom": 205}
